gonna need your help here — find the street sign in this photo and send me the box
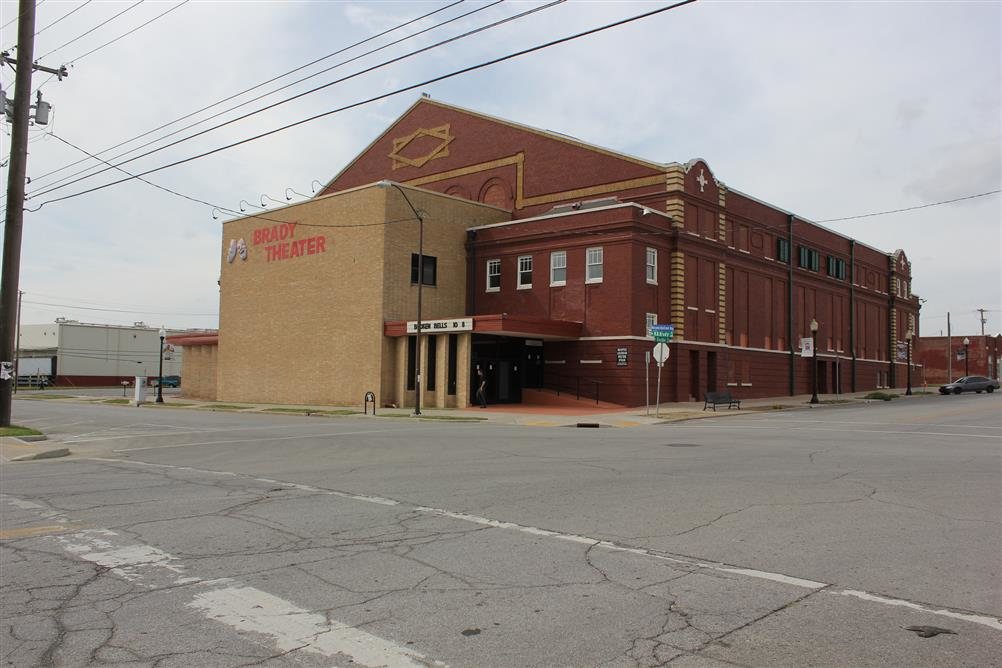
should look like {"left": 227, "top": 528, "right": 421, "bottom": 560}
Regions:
{"left": 650, "top": 323, "right": 675, "bottom": 343}
{"left": 653, "top": 342, "right": 670, "bottom": 364}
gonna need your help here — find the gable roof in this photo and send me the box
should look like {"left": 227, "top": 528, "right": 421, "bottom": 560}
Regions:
{"left": 319, "top": 96, "right": 672, "bottom": 194}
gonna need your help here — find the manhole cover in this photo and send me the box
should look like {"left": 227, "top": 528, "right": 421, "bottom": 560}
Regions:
{"left": 663, "top": 443, "right": 702, "bottom": 448}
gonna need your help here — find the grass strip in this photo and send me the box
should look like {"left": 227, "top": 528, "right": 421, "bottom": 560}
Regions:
{"left": 198, "top": 404, "right": 252, "bottom": 410}
{"left": 0, "top": 425, "right": 43, "bottom": 437}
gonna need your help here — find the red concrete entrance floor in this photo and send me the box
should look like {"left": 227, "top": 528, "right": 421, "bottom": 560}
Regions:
{"left": 474, "top": 403, "right": 627, "bottom": 416}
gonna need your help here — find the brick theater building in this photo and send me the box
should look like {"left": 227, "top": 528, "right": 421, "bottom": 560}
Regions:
{"left": 176, "top": 98, "right": 921, "bottom": 408}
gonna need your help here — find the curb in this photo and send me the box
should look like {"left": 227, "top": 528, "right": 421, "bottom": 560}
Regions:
{"left": 11, "top": 447, "right": 70, "bottom": 461}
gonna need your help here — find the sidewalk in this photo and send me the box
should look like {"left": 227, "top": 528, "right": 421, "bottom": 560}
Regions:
{"left": 10, "top": 387, "right": 931, "bottom": 430}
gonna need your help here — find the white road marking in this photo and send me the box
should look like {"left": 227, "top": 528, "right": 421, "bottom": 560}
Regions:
{"left": 190, "top": 586, "right": 436, "bottom": 667}
{"left": 667, "top": 423, "right": 1002, "bottom": 439}
{"left": 68, "top": 423, "right": 307, "bottom": 444}
{"left": 746, "top": 417, "right": 1001, "bottom": 430}
{"left": 112, "top": 428, "right": 421, "bottom": 452}
{"left": 839, "top": 590, "right": 1002, "bottom": 632}
{"left": 78, "top": 458, "right": 1000, "bottom": 633}
{"left": 5, "top": 496, "right": 441, "bottom": 667}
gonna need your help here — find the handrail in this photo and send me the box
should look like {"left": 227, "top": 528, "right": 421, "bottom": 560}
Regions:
{"left": 543, "top": 372, "right": 604, "bottom": 404}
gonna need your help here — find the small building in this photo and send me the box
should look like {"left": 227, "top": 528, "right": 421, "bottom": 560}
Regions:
{"left": 18, "top": 319, "right": 184, "bottom": 386}
{"left": 916, "top": 334, "right": 1002, "bottom": 385}
{"left": 176, "top": 98, "right": 922, "bottom": 408}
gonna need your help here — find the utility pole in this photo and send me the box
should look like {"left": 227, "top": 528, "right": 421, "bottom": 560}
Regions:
{"left": 977, "top": 308, "right": 987, "bottom": 336}
{"left": 14, "top": 290, "right": 23, "bottom": 394}
{"left": 0, "top": 1, "right": 67, "bottom": 427}
{"left": 0, "top": 0, "right": 36, "bottom": 427}
{"left": 946, "top": 311, "right": 952, "bottom": 383}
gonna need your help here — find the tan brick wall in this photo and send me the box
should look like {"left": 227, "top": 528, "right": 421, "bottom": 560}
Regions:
{"left": 180, "top": 345, "right": 217, "bottom": 401}
{"left": 216, "top": 184, "right": 507, "bottom": 407}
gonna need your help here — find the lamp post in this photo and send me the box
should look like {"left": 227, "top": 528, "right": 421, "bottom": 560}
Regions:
{"left": 963, "top": 337, "right": 970, "bottom": 377}
{"left": 905, "top": 329, "right": 913, "bottom": 395}
{"left": 810, "top": 318, "right": 819, "bottom": 404}
{"left": 378, "top": 181, "right": 424, "bottom": 416}
{"left": 156, "top": 326, "right": 166, "bottom": 404}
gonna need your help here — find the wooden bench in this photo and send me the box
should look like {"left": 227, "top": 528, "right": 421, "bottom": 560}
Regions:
{"left": 703, "top": 391, "right": 741, "bottom": 411}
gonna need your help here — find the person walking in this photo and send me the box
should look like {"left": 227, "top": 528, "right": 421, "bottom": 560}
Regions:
{"left": 475, "top": 368, "right": 488, "bottom": 408}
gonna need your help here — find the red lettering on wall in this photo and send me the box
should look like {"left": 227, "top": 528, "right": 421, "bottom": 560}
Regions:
{"left": 263, "top": 235, "right": 328, "bottom": 262}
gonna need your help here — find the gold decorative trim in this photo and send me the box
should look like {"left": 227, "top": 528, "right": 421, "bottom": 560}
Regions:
{"left": 670, "top": 251, "right": 686, "bottom": 340}
{"left": 404, "top": 152, "right": 664, "bottom": 211}
{"left": 389, "top": 124, "right": 454, "bottom": 170}
{"left": 717, "top": 263, "right": 727, "bottom": 343}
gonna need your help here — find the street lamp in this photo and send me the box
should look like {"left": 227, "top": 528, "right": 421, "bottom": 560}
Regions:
{"left": 810, "top": 318, "right": 819, "bottom": 404}
{"left": 963, "top": 337, "right": 970, "bottom": 377}
{"left": 156, "top": 326, "right": 166, "bottom": 403}
{"left": 905, "top": 329, "right": 913, "bottom": 395}
{"left": 377, "top": 181, "right": 425, "bottom": 416}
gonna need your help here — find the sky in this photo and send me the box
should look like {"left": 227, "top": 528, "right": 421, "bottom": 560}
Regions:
{"left": 1, "top": 0, "right": 999, "bottom": 338}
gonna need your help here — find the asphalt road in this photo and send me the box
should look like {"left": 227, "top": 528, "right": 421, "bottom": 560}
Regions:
{"left": 2, "top": 395, "right": 1000, "bottom": 666}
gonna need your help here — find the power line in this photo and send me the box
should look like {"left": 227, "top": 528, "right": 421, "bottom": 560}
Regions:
{"left": 2, "top": 0, "right": 92, "bottom": 51}
{"left": 816, "top": 190, "right": 1001, "bottom": 223}
{"left": 26, "top": 0, "right": 576, "bottom": 202}
{"left": 46, "top": 131, "right": 432, "bottom": 231}
{"left": 23, "top": 0, "right": 467, "bottom": 190}
{"left": 62, "top": 0, "right": 189, "bottom": 65}
{"left": 0, "top": 0, "right": 46, "bottom": 33}
{"left": 22, "top": 299, "right": 217, "bottom": 316}
{"left": 25, "top": 0, "right": 528, "bottom": 199}
{"left": 19, "top": 2, "right": 706, "bottom": 212}
{"left": 36, "top": 0, "right": 145, "bottom": 61}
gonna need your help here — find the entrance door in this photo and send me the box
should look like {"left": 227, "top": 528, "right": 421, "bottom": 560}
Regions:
{"left": 525, "top": 344, "right": 543, "bottom": 389}
{"left": 471, "top": 335, "right": 525, "bottom": 404}
{"left": 817, "top": 359, "right": 828, "bottom": 396}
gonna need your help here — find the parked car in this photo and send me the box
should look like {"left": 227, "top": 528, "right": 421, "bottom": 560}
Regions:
{"left": 938, "top": 376, "right": 999, "bottom": 395}
{"left": 151, "top": 375, "right": 181, "bottom": 388}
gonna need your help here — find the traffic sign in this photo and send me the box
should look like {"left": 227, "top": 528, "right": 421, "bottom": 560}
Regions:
{"left": 653, "top": 342, "right": 670, "bottom": 364}
{"left": 650, "top": 323, "right": 675, "bottom": 342}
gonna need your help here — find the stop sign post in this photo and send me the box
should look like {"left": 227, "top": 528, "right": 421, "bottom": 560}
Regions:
{"left": 652, "top": 341, "right": 671, "bottom": 417}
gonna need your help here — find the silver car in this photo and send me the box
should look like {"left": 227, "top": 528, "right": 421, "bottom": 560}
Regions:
{"left": 938, "top": 376, "right": 999, "bottom": 395}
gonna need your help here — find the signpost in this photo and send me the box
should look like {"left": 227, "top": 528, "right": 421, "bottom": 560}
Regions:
{"left": 653, "top": 341, "right": 670, "bottom": 417}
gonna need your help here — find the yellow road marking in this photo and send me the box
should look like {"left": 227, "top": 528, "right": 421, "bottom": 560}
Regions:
{"left": 0, "top": 525, "right": 73, "bottom": 540}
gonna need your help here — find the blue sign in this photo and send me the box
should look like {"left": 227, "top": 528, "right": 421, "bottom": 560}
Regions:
{"left": 649, "top": 323, "right": 675, "bottom": 342}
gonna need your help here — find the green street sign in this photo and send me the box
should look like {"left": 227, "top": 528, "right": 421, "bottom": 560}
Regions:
{"left": 653, "top": 333, "right": 673, "bottom": 342}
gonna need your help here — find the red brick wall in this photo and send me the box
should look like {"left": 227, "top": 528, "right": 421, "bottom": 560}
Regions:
{"left": 916, "top": 335, "right": 1001, "bottom": 384}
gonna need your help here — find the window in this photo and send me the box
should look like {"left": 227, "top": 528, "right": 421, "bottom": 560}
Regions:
{"left": 517, "top": 255, "right": 533, "bottom": 289}
{"left": 426, "top": 337, "right": 436, "bottom": 392}
{"left": 550, "top": 251, "right": 566, "bottom": 286}
{"left": 646, "top": 313, "right": 657, "bottom": 337}
{"left": 646, "top": 247, "right": 657, "bottom": 284}
{"left": 410, "top": 254, "right": 437, "bottom": 286}
{"left": 406, "top": 336, "right": 416, "bottom": 390}
{"left": 826, "top": 256, "right": 846, "bottom": 280}
{"left": 797, "top": 246, "right": 819, "bottom": 272}
{"left": 447, "top": 334, "right": 457, "bottom": 395}
{"left": 777, "top": 238, "right": 790, "bottom": 263}
{"left": 486, "top": 259, "right": 500, "bottom": 292}
{"left": 586, "top": 247, "right": 603, "bottom": 283}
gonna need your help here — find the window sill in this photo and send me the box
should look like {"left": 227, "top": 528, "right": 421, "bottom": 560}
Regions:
{"left": 517, "top": 285, "right": 532, "bottom": 290}
{"left": 646, "top": 280, "right": 657, "bottom": 285}
{"left": 585, "top": 279, "right": 603, "bottom": 285}
{"left": 550, "top": 281, "right": 566, "bottom": 288}
{"left": 486, "top": 287, "right": 500, "bottom": 293}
